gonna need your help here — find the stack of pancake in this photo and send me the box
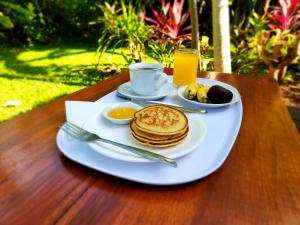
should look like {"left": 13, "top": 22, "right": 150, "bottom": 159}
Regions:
{"left": 130, "top": 105, "right": 189, "bottom": 148}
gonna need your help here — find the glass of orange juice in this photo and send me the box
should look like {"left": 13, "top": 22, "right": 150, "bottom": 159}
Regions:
{"left": 173, "top": 49, "right": 199, "bottom": 87}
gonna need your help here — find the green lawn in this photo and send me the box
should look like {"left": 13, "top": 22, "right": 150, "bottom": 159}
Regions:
{"left": 0, "top": 43, "right": 152, "bottom": 122}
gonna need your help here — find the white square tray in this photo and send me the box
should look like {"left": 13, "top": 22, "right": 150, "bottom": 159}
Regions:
{"left": 56, "top": 78, "right": 243, "bottom": 185}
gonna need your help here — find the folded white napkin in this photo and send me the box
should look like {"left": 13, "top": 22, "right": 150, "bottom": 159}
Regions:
{"left": 65, "top": 101, "right": 102, "bottom": 126}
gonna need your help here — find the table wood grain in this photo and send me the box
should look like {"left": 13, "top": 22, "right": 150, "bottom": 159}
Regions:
{"left": 0, "top": 69, "right": 299, "bottom": 225}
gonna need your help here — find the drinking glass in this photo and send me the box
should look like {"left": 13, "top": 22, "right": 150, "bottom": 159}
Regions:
{"left": 173, "top": 49, "right": 199, "bottom": 87}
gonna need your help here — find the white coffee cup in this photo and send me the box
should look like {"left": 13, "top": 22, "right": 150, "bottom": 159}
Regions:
{"left": 129, "top": 62, "right": 167, "bottom": 95}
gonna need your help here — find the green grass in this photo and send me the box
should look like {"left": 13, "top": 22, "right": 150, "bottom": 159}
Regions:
{"left": 0, "top": 77, "right": 82, "bottom": 121}
{"left": 0, "top": 43, "right": 152, "bottom": 122}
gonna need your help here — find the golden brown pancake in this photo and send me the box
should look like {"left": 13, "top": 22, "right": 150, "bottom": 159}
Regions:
{"left": 131, "top": 132, "right": 188, "bottom": 148}
{"left": 131, "top": 124, "right": 189, "bottom": 143}
{"left": 130, "top": 105, "right": 189, "bottom": 148}
{"left": 133, "top": 105, "right": 188, "bottom": 135}
{"left": 130, "top": 121, "right": 188, "bottom": 141}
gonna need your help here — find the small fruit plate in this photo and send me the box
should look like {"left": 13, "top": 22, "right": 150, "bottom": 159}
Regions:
{"left": 177, "top": 78, "right": 241, "bottom": 108}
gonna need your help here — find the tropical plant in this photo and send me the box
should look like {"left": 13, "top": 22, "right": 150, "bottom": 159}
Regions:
{"left": 143, "top": 0, "right": 192, "bottom": 67}
{"left": 0, "top": 0, "right": 101, "bottom": 44}
{"left": 230, "top": 0, "right": 259, "bottom": 29}
{"left": 267, "top": 0, "right": 300, "bottom": 32}
{"left": 0, "top": 12, "right": 12, "bottom": 40}
{"left": 91, "top": 0, "right": 149, "bottom": 64}
{"left": 144, "top": 0, "right": 192, "bottom": 47}
{"left": 0, "top": 1, "right": 35, "bottom": 39}
{"left": 258, "top": 0, "right": 300, "bottom": 82}
{"left": 0, "top": 1, "right": 57, "bottom": 44}
{"left": 148, "top": 40, "right": 175, "bottom": 67}
{"left": 0, "top": 11, "right": 14, "bottom": 30}
{"left": 230, "top": 0, "right": 263, "bottom": 75}
{"left": 231, "top": 12, "right": 269, "bottom": 75}
{"left": 230, "top": 0, "right": 300, "bottom": 80}
{"left": 121, "top": 36, "right": 145, "bottom": 64}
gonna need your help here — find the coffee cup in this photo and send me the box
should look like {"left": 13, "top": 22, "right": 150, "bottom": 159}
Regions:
{"left": 129, "top": 62, "right": 167, "bottom": 95}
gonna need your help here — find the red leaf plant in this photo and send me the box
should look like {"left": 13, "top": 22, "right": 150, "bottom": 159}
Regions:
{"left": 257, "top": 0, "right": 300, "bottom": 82}
{"left": 268, "top": 0, "right": 300, "bottom": 33}
{"left": 144, "top": 0, "right": 191, "bottom": 46}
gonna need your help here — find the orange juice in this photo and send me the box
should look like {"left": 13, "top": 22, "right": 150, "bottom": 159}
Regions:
{"left": 173, "top": 49, "right": 199, "bottom": 86}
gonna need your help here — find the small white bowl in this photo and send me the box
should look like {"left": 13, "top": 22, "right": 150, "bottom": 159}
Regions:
{"left": 102, "top": 102, "right": 142, "bottom": 125}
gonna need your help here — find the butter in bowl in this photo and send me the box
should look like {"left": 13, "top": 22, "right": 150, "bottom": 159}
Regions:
{"left": 103, "top": 102, "right": 142, "bottom": 125}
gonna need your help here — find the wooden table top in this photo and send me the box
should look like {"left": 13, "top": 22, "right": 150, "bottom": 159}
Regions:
{"left": 0, "top": 69, "right": 299, "bottom": 225}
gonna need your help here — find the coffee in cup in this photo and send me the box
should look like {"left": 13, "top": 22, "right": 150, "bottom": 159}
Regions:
{"left": 129, "top": 62, "right": 167, "bottom": 96}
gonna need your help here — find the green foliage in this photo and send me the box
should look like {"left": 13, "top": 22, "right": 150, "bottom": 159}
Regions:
{"left": 0, "top": 13, "right": 13, "bottom": 29}
{"left": 230, "top": 0, "right": 300, "bottom": 82}
{"left": 231, "top": 12, "right": 269, "bottom": 75}
{"left": 0, "top": 1, "right": 48, "bottom": 43}
{"left": 0, "top": 1, "right": 35, "bottom": 17}
{"left": 0, "top": 1, "right": 35, "bottom": 33}
{"left": 255, "top": 0, "right": 300, "bottom": 82}
{"left": 40, "top": 0, "right": 100, "bottom": 40}
{"left": 264, "top": 31, "right": 296, "bottom": 58}
{"left": 0, "top": 0, "right": 100, "bottom": 44}
{"left": 230, "top": 0, "right": 258, "bottom": 28}
{"left": 258, "top": 30, "right": 300, "bottom": 79}
{"left": 91, "top": 0, "right": 149, "bottom": 63}
{"left": 148, "top": 40, "right": 174, "bottom": 67}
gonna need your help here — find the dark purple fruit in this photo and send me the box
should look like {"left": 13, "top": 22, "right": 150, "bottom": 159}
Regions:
{"left": 207, "top": 85, "right": 233, "bottom": 104}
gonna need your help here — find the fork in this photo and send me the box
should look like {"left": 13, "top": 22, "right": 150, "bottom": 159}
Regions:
{"left": 60, "top": 121, "right": 177, "bottom": 168}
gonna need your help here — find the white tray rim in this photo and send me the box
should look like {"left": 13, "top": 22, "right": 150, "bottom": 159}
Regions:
{"left": 56, "top": 79, "right": 243, "bottom": 185}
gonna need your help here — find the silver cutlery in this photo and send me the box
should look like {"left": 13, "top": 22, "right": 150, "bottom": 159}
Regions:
{"left": 134, "top": 100, "right": 207, "bottom": 114}
{"left": 116, "top": 92, "right": 208, "bottom": 114}
{"left": 60, "top": 121, "right": 177, "bottom": 168}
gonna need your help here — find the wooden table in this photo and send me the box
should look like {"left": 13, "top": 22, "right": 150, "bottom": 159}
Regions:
{"left": 1, "top": 69, "right": 299, "bottom": 225}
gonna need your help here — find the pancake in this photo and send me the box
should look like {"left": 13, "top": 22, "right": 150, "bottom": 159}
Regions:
{"left": 131, "top": 129, "right": 188, "bottom": 144}
{"left": 130, "top": 121, "right": 188, "bottom": 141}
{"left": 131, "top": 123, "right": 189, "bottom": 143}
{"left": 133, "top": 105, "right": 188, "bottom": 135}
{"left": 131, "top": 132, "right": 188, "bottom": 148}
{"left": 130, "top": 105, "right": 190, "bottom": 148}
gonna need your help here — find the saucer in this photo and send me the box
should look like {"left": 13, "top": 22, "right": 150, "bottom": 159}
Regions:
{"left": 117, "top": 81, "right": 174, "bottom": 100}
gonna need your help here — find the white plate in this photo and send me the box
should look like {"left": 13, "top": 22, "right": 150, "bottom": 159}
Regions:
{"left": 82, "top": 105, "right": 206, "bottom": 162}
{"left": 117, "top": 81, "right": 174, "bottom": 100}
{"left": 177, "top": 78, "right": 241, "bottom": 108}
